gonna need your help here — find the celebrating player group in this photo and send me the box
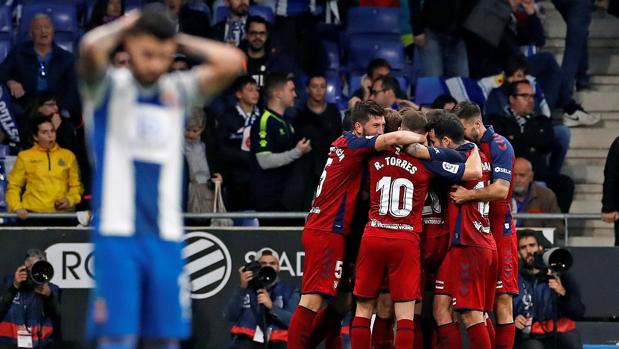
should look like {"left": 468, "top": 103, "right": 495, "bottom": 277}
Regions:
{"left": 288, "top": 100, "right": 518, "bottom": 349}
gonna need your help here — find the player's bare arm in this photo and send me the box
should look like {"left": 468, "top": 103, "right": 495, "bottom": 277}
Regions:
{"left": 450, "top": 178, "right": 510, "bottom": 204}
{"left": 375, "top": 131, "right": 426, "bottom": 151}
{"left": 78, "top": 10, "right": 141, "bottom": 85}
{"left": 461, "top": 144, "right": 482, "bottom": 181}
{"left": 175, "top": 33, "right": 246, "bottom": 98}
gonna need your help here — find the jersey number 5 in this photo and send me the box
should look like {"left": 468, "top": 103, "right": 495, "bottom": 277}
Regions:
{"left": 315, "top": 158, "right": 334, "bottom": 198}
{"left": 377, "top": 176, "right": 414, "bottom": 218}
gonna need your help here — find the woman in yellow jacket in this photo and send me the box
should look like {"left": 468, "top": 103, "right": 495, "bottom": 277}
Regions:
{"left": 6, "top": 116, "right": 83, "bottom": 219}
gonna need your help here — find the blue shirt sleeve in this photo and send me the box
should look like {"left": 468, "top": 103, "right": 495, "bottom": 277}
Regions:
{"left": 422, "top": 160, "right": 465, "bottom": 183}
{"left": 428, "top": 147, "right": 467, "bottom": 162}
{"left": 345, "top": 133, "right": 378, "bottom": 150}
{"left": 489, "top": 136, "right": 515, "bottom": 182}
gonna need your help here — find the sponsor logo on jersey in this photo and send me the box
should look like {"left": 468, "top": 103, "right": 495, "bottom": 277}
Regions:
{"left": 482, "top": 162, "right": 492, "bottom": 171}
{"left": 442, "top": 162, "right": 459, "bottom": 174}
{"left": 494, "top": 166, "right": 512, "bottom": 175}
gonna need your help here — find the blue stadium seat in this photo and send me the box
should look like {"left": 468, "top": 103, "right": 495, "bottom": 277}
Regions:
{"left": 0, "top": 35, "right": 11, "bottom": 62}
{"left": 54, "top": 32, "right": 75, "bottom": 52}
{"left": 414, "top": 76, "right": 445, "bottom": 106}
{"left": 321, "top": 40, "right": 340, "bottom": 71}
{"left": 18, "top": 3, "right": 78, "bottom": 42}
{"left": 346, "top": 7, "right": 400, "bottom": 35}
{"left": 346, "top": 34, "right": 405, "bottom": 72}
{"left": 188, "top": 2, "right": 211, "bottom": 19}
{"left": 325, "top": 70, "right": 343, "bottom": 105}
{"left": 0, "top": 6, "right": 11, "bottom": 34}
{"left": 215, "top": 5, "right": 274, "bottom": 24}
{"left": 232, "top": 211, "right": 260, "bottom": 227}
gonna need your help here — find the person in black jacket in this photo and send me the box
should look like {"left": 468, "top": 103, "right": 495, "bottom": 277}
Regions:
{"left": 164, "top": 0, "right": 211, "bottom": 38}
{"left": 209, "top": 0, "right": 249, "bottom": 47}
{"left": 602, "top": 136, "right": 619, "bottom": 246}
{"left": 489, "top": 80, "right": 574, "bottom": 212}
{"left": 0, "top": 15, "right": 81, "bottom": 123}
{"left": 215, "top": 76, "right": 261, "bottom": 211}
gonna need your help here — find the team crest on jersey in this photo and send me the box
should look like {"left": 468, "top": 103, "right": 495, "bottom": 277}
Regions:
{"left": 441, "top": 162, "right": 459, "bottom": 174}
{"left": 279, "top": 128, "right": 285, "bottom": 135}
{"left": 58, "top": 159, "right": 65, "bottom": 167}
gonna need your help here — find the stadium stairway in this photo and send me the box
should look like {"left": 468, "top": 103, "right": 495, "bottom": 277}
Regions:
{"left": 541, "top": 1, "right": 619, "bottom": 246}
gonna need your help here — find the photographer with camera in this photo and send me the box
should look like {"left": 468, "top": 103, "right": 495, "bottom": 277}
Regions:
{"left": 224, "top": 250, "right": 300, "bottom": 349}
{"left": 514, "top": 230, "right": 585, "bottom": 349}
{"left": 0, "top": 249, "right": 60, "bottom": 349}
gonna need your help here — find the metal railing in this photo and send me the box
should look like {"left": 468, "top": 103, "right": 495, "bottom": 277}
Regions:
{"left": 0, "top": 212, "right": 605, "bottom": 244}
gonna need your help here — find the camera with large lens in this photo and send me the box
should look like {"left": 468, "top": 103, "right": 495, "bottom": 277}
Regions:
{"left": 533, "top": 247, "right": 573, "bottom": 280}
{"left": 27, "top": 260, "right": 54, "bottom": 285}
{"left": 243, "top": 260, "right": 277, "bottom": 291}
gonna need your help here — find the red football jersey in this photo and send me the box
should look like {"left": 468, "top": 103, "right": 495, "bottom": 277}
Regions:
{"left": 364, "top": 147, "right": 434, "bottom": 241}
{"left": 446, "top": 144, "right": 496, "bottom": 250}
{"left": 304, "top": 131, "right": 378, "bottom": 235}
{"left": 422, "top": 186, "right": 449, "bottom": 238}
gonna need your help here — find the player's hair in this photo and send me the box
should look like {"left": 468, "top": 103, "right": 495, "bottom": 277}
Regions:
{"left": 246, "top": 15, "right": 269, "bottom": 32}
{"left": 400, "top": 108, "right": 427, "bottom": 133}
{"left": 374, "top": 75, "right": 400, "bottom": 94}
{"left": 366, "top": 58, "right": 391, "bottom": 79}
{"left": 233, "top": 75, "right": 258, "bottom": 93}
{"left": 505, "top": 54, "right": 528, "bottom": 78}
{"left": 350, "top": 100, "right": 385, "bottom": 126}
{"left": 453, "top": 101, "right": 482, "bottom": 121}
{"left": 31, "top": 115, "right": 54, "bottom": 137}
{"left": 506, "top": 80, "right": 532, "bottom": 97}
{"left": 264, "top": 73, "right": 294, "bottom": 101}
{"left": 431, "top": 95, "right": 457, "bottom": 110}
{"left": 187, "top": 107, "right": 206, "bottom": 130}
{"left": 127, "top": 4, "right": 176, "bottom": 40}
{"left": 384, "top": 108, "right": 402, "bottom": 133}
{"left": 425, "top": 109, "right": 446, "bottom": 132}
{"left": 431, "top": 113, "right": 464, "bottom": 144}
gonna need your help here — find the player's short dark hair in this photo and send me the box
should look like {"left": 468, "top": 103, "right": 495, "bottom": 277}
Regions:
{"left": 367, "top": 58, "right": 391, "bottom": 78}
{"left": 307, "top": 73, "right": 326, "bottom": 86}
{"left": 350, "top": 101, "right": 385, "bottom": 126}
{"left": 233, "top": 75, "right": 258, "bottom": 93}
{"left": 431, "top": 113, "right": 464, "bottom": 144}
{"left": 453, "top": 101, "right": 482, "bottom": 121}
{"left": 400, "top": 108, "right": 427, "bottom": 133}
{"left": 505, "top": 54, "right": 528, "bottom": 78}
{"left": 264, "top": 73, "right": 293, "bottom": 100}
{"left": 384, "top": 108, "right": 402, "bottom": 133}
{"left": 431, "top": 95, "right": 457, "bottom": 110}
{"left": 374, "top": 75, "right": 400, "bottom": 94}
{"left": 246, "top": 15, "right": 269, "bottom": 32}
{"left": 31, "top": 115, "right": 54, "bottom": 137}
{"left": 127, "top": 4, "right": 176, "bottom": 40}
{"left": 425, "top": 109, "right": 446, "bottom": 132}
{"left": 506, "top": 80, "right": 532, "bottom": 97}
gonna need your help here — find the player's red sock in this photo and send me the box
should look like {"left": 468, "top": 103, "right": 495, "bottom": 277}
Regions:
{"left": 467, "top": 322, "right": 491, "bottom": 349}
{"left": 486, "top": 317, "right": 496, "bottom": 348}
{"left": 495, "top": 322, "right": 515, "bottom": 349}
{"left": 288, "top": 306, "right": 317, "bottom": 349}
{"left": 437, "top": 322, "right": 461, "bottom": 349}
{"left": 307, "top": 305, "right": 343, "bottom": 349}
{"left": 350, "top": 316, "right": 371, "bottom": 349}
{"left": 413, "top": 317, "right": 424, "bottom": 349}
{"left": 371, "top": 316, "right": 394, "bottom": 349}
{"left": 395, "top": 319, "right": 415, "bottom": 349}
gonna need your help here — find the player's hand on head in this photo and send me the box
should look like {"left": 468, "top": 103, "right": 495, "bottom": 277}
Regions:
{"left": 514, "top": 315, "right": 528, "bottom": 330}
{"left": 257, "top": 289, "right": 272, "bottom": 310}
{"left": 13, "top": 265, "right": 28, "bottom": 289}
{"left": 296, "top": 138, "right": 312, "bottom": 154}
{"left": 15, "top": 209, "right": 28, "bottom": 220}
{"left": 239, "top": 266, "right": 253, "bottom": 289}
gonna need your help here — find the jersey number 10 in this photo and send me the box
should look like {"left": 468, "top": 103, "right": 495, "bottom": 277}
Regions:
{"left": 377, "top": 176, "right": 414, "bottom": 218}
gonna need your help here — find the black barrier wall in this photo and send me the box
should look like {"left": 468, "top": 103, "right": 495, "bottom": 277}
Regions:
{"left": 0, "top": 228, "right": 304, "bottom": 349}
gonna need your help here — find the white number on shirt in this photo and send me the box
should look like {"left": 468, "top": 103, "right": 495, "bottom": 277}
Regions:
{"left": 315, "top": 158, "right": 334, "bottom": 198}
{"left": 377, "top": 176, "right": 414, "bottom": 218}
{"left": 474, "top": 181, "right": 490, "bottom": 217}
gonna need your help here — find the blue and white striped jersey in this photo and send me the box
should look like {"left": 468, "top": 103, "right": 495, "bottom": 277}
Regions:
{"left": 80, "top": 68, "right": 203, "bottom": 241}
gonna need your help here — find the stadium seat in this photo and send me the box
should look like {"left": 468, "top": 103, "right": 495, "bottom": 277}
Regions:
{"left": 325, "top": 70, "right": 343, "bottom": 105}
{"left": 321, "top": 40, "right": 340, "bottom": 71}
{"left": 215, "top": 5, "right": 274, "bottom": 24}
{"left": 0, "top": 35, "right": 11, "bottom": 62}
{"left": 346, "top": 7, "right": 400, "bottom": 35}
{"left": 0, "top": 6, "right": 10, "bottom": 34}
{"left": 187, "top": 1, "right": 211, "bottom": 19}
{"left": 346, "top": 34, "right": 405, "bottom": 72}
{"left": 18, "top": 3, "right": 78, "bottom": 42}
{"left": 233, "top": 211, "right": 260, "bottom": 227}
{"left": 414, "top": 77, "right": 445, "bottom": 106}
{"left": 54, "top": 32, "right": 75, "bottom": 52}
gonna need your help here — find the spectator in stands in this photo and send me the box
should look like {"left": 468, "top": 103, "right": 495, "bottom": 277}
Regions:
{"left": 185, "top": 108, "right": 221, "bottom": 213}
{"left": 348, "top": 58, "right": 392, "bottom": 107}
{"left": 86, "top": 0, "right": 125, "bottom": 30}
{"left": 250, "top": 74, "right": 311, "bottom": 219}
{"left": 224, "top": 249, "right": 300, "bottom": 349}
{"left": 242, "top": 16, "right": 298, "bottom": 88}
{"left": 110, "top": 46, "right": 129, "bottom": 68}
{"left": 164, "top": 0, "right": 211, "bottom": 38}
{"left": 513, "top": 157, "right": 564, "bottom": 236}
{"left": 288, "top": 74, "right": 342, "bottom": 211}
{"left": 0, "top": 14, "right": 81, "bottom": 122}
{"left": 0, "top": 249, "right": 61, "bottom": 348}
{"left": 6, "top": 116, "right": 83, "bottom": 220}
{"left": 170, "top": 53, "right": 190, "bottom": 72}
{"left": 488, "top": 80, "right": 574, "bottom": 213}
{"left": 369, "top": 75, "right": 418, "bottom": 110}
{"left": 602, "top": 136, "right": 619, "bottom": 246}
{"left": 410, "top": 0, "right": 472, "bottom": 77}
{"left": 23, "top": 92, "right": 78, "bottom": 152}
{"left": 209, "top": 0, "right": 250, "bottom": 47}
{"left": 431, "top": 94, "right": 457, "bottom": 110}
{"left": 514, "top": 230, "right": 585, "bottom": 349}
{"left": 216, "top": 76, "right": 261, "bottom": 211}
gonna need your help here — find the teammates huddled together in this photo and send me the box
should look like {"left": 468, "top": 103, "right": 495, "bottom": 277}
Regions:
{"left": 289, "top": 100, "right": 517, "bottom": 349}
